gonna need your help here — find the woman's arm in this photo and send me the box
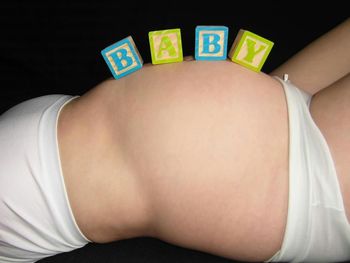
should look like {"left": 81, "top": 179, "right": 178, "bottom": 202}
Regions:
{"left": 270, "top": 18, "right": 350, "bottom": 95}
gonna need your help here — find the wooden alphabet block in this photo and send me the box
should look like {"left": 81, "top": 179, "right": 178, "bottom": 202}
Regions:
{"left": 101, "top": 36, "right": 143, "bottom": 79}
{"left": 195, "top": 26, "right": 229, "bottom": 60}
{"left": 149, "top": 28, "right": 183, "bottom": 64}
{"left": 228, "top": 30, "right": 274, "bottom": 72}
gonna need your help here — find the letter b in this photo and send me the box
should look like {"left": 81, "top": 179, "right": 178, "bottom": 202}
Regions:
{"left": 195, "top": 26, "right": 229, "bottom": 60}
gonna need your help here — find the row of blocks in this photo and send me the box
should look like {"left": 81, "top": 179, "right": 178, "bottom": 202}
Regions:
{"left": 101, "top": 26, "right": 274, "bottom": 79}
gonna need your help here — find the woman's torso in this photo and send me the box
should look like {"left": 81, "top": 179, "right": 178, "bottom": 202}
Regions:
{"left": 57, "top": 60, "right": 349, "bottom": 261}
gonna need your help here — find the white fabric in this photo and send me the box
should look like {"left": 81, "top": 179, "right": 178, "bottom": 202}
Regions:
{"left": 0, "top": 95, "right": 90, "bottom": 263}
{"left": 268, "top": 77, "right": 350, "bottom": 262}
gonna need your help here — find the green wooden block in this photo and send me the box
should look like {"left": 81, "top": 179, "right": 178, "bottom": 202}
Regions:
{"left": 149, "top": 28, "right": 183, "bottom": 64}
{"left": 229, "top": 30, "right": 274, "bottom": 72}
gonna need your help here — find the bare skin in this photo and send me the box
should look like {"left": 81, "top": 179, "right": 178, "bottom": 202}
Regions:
{"left": 272, "top": 18, "right": 350, "bottom": 221}
{"left": 271, "top": 18, "right": 350, "bottom": 95}
{"left": 57, "top": 19, "right": 349, "bottom": 262}
{"left": 58, "top": 61, "right": 289, "bottom": 262}
{"left": 310, "top": 73, "right": 350, "bottom": 221}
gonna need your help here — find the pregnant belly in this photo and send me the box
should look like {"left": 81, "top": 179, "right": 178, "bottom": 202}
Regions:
{"left": 116, "top": 60, "right": 290, "bottom": 261}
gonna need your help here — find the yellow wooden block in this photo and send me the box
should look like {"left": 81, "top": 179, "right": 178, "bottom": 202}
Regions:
{"left": 228, "top": 30, "right": 274, "bottom": 72}
{"left": 148, "top": 28, "right": 183, "bottom": 64}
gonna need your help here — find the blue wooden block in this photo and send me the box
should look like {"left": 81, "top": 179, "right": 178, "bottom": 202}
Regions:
{"left": 101, "top": 36, "right": 143, "bottom": 79}
{"left": 195, "top": 26, "right": 229, "bottom": 61}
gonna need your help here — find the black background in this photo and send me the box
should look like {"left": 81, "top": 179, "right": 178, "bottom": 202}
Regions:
{"left": 0, "top": 1, "right": 349, "bottom": 262}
